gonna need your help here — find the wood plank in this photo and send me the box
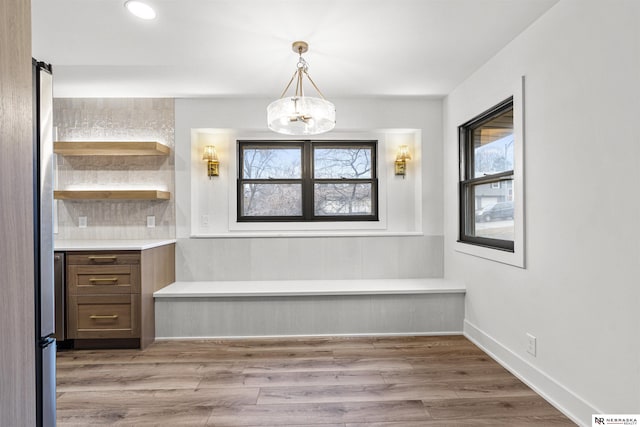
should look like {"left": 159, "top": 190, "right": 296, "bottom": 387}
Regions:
{"left": 345, "top": 416, "right": 575, "bottom": 426}
{"left": 221, "top": 336, "right": 378, "bottom": 351}
{"left": 54, "top": 190, "right": 171, "bottom": 200}
{"left": 333, "top": 345, "right": 486, "bottom": 359}
{"left": 240, "top": 425, "right": 345, "bottom": 427}
{"left": 57, "top": 387, "right": 259, "bottom": 410}
{"left": 256, "top": 383, "right": 457, "bottom": 405}
{"left": 57, "top": 371, "right": 201, "bottom": 392}
{"left": 381, "top": 364, "right": 514, "bottom": 384}
{"left": 449, "top": 376, "right": 536, "bottom": 398}
{"left": 198, "top": 370, "right": 386, "bottom": 388}
{"left": 240, "top": 424, "right": 346, "bottom": 427}
{"left": 422, "top": 395, "right": 568, "bottom": 420}
{"left": 56, "top": 361, "right": 204, "bottom": 378}
{"left": 57, "top": 406, "right": 211, "bottom": 426}
{"left": 372, "top": 335, "right": 469, "bottom": 348}
{"left": 241, "top": 357, "right": 414, "bottom": 374}
{"left": 206, "top": 401, "right": 430, "bottom": 426}
{"left": 171, "top": 349, "right": 335, "bottom": 364}
{"left": 54, "top": 141, "right": 170, "bottom": 156}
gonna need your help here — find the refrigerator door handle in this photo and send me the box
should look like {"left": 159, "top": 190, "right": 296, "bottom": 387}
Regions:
{"left": 39, "top": 335, "right": 55, "bottom": 349}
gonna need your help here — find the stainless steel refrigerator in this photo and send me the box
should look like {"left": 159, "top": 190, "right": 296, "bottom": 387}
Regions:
{"left": 33, "top": 59, "right": 56, "bottom": 427}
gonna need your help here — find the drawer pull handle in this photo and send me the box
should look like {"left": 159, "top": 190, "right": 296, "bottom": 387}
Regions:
{"left": 89, "top": 314, "right": 119, "bottom": 320}
{"left": 88, "top": 277, "right": 119, "bottom": 283}
{"left": 88, "top": 255, "right": 117, "bottom": 262}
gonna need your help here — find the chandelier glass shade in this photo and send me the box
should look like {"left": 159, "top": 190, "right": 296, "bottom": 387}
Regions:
{"left": 267, "top": 96, "right": 335, "bottom": 135}
{"left": 267, "top": 41, "right": 336, "bottom": 136}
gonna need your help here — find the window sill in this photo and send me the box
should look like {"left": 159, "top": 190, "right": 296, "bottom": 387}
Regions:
{"left": 191, "top": 231, "right": 424, "bottom": 239}
{"left": 454, "top": 240, "right": 524, "bottom": 268}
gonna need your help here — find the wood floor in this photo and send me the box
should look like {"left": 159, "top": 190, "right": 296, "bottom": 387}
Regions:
{"left": 56, "top": 335, "right": 575, "bottom": 426}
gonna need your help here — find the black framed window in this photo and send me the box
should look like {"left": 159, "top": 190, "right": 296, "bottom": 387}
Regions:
{"left": 459, "top": 98, "right": 515, "bottom": 251}
{"left": 238, "top": 140, "right": 378, "bottom": 222}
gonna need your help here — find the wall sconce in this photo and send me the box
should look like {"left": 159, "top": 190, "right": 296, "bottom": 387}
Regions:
{"left": 202, "top": 145, "right": 219, "bottom": 179}
{"left": 395, "top": 145, "right": 412, "bottom": 178}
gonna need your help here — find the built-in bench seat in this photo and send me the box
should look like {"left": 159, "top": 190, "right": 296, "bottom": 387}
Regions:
{"left": 153, "top": 278, "right": 465, "bottom": 339}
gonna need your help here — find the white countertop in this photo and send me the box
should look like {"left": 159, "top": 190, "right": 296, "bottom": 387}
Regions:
{"left": 154, "top": 278, "right": 466, "bottom": 298}
{"left": 55, "top": 239, "right": 176, "bottom": 251}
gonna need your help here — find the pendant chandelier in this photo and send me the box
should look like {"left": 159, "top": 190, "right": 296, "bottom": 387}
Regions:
{"left": 267, "top": 41, "right": 336, "bottom": 135}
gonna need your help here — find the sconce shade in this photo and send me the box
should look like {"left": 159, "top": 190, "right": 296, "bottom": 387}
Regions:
{"left": 396, "top": 145, "right": 412, "bottom": 161}
{"left": 202, "top": 145, "right": 219, "bottom": 161}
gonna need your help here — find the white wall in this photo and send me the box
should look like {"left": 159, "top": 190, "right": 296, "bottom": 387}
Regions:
{"left": 443, "top": 0, "right": 640, "bottom": 424}
{"left": 175, "top": 97, "right": 444, "bottom": 280}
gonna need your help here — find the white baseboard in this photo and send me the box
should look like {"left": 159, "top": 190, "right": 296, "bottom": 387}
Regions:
{"left": 464, "top": 319, "right": 598, "bottom": 427}
{"left": 155, "top": 331, "right": 463, "bottom": 340}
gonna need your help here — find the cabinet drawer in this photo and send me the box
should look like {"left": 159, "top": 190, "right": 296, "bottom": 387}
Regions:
{"left": 67, "top": 294, "right": 140, "bottom": 339}
{"left": 67, "top": 265, "right": 140, "bottom": 294}
{"left": 67, "top": 252, "right": 140, "bottom": 266}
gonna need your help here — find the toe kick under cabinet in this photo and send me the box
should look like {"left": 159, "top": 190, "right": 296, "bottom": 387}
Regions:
{"left": 65, "top": 244, "right": 175, "bottom": 349}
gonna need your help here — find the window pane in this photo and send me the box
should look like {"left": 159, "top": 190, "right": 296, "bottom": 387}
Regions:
{"left": 473, "top": 109, "right": 513, "bottom": 178}
{"left": 243, "top": 147, "right": 301, "bottom": 179}
{"left": 314, "top": 147, "right": 372, "bottom": 179}
{"left": 242, "top": 183, "right": 302, "bottom": 216}
{"left": 314, "top": 183, "right": 372, "bottom": 216}
{"left": 469, "top": 180, "right": 514, "bottom": 241}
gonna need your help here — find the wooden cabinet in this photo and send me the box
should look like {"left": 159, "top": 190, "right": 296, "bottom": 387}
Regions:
{"left": 67, "top": 252, "right": 140, "bottom": 342}
{"left": 65, "top": 244, "right": 175, "bottom": 349}
{"left": 69, "top": 294, "right": 140, "bottom": 339}
{"left": 68, "top": 263, "right": 140, "bottom": 294}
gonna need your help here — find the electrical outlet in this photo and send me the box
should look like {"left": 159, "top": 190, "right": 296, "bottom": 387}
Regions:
{"left": 201, "top": 214, "right": 209, "bottom": 227}
{"left": 78, "top": 216, "right": 87, "bottom": 228}
{"left": 146, "top": 215, "right": 156, "bottom": 228}
{"left": 526, "top": 333, "right": 537, "bottom": 356}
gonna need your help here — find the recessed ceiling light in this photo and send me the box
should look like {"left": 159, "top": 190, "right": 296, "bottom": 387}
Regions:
{"left": 124, "top": 0, "right": 156, "bottom": 20}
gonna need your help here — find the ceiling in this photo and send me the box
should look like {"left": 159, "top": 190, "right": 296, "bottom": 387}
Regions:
{"left": 32, "top": 0, "right": 559, "bottom": 98}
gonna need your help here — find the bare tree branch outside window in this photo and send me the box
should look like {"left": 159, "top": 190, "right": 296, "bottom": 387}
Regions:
{"left": 314, "top": 147, "right": 372, "bottom": 215}
{"left": 242, "top": 147, "right": 301, "bottom": 216}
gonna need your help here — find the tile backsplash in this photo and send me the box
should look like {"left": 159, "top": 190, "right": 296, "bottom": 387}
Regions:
{"left": 54, "top": 98, "right": 175, "bottom": 239}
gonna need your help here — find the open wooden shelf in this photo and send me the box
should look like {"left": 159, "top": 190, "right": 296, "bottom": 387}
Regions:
{"left": 54, "top": 190, "right": 171, "bottom": 201}
{"left": 54, "top": 141, "right": 170, "bottom": 156}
